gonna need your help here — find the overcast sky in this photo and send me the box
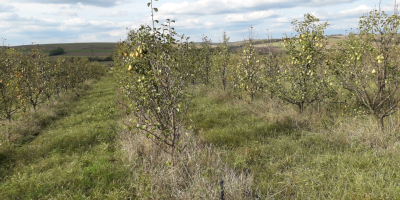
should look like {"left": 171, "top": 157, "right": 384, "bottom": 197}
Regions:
{"left": 0, "top": 0, "right": 398, "bottom": 46}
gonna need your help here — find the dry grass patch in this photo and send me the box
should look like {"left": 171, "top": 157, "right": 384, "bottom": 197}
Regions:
{"left": 119, "top": 116, "right": 255, "bottom": 199}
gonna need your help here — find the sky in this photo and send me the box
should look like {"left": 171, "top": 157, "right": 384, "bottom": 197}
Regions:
{"left": 0, "top": 0, "right": 398, "bottom": 46}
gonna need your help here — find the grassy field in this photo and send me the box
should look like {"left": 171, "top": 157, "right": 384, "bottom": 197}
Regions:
{"left": 12, "top": 43, "right": 116, "bottom": 58}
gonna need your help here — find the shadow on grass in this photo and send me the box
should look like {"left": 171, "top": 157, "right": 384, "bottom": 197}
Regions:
{"left": 190, "top": 97, "right": 298, "bottom": 148}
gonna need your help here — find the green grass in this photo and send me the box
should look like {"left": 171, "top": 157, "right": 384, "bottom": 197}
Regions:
{"left": 1, "top": 73, "right": 398, "bottom": 199}
{"left": 0, "top": 76, "right": 135, "bottom": 199}
{"left": 188, "top": 86, "right": 400, "bottom": 199}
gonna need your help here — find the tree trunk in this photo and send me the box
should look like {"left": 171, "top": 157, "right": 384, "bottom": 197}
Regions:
{"left": 377, "top": 116, "right": 385, "bottom": 133}
{"left": 222, "top": 67, "right": 226, "bottom": 91}
{"left": 298, "top": 102, "right": 305, "bottom": 114}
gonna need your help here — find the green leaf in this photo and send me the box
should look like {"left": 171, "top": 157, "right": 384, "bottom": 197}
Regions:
{"left": 154, "top": 20, "right": 159, "bottom": 23}
{"left": 147, "top": 2, "right": 150, "bottom": 7}
{"left": 154, "top": 8, "right": 158, "bottom": 12}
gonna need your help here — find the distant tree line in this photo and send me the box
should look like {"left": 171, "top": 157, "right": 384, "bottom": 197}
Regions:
{"left": 48, "top": 47, "right": 65, "bottom": 56}
{"left": 88, "top": 54, "right": 113, "bottom": 62}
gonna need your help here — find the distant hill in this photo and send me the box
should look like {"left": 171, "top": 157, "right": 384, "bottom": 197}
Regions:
{"left": 11, "top": 43, "right": 117, "bottom": 59}
{"left": 8, "top": 35, "right": 345, "bottom": 58}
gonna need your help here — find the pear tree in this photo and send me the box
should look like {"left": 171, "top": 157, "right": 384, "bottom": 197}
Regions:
{"left": 272, "top": 14, "right": 332, "bottom": 113}
{"left": 0, "top": 48, "right": 25, "bottom": 121}
{"left": 115, "top": 0, "right": 192, "bottom": 162}
{"left": 214, "top": 32, "right": 231, "bottom": 91}
{"left": 332, "top": 7, "right": 400, "bottom": 132}
{"left": 20, "top": 49, "right": 50, "bottom": 112}
{"left": 199, "top": 35, "right": 213, "bottom": 84}
{"left": 235, "top": 28, "right": 264, "bottom": 101}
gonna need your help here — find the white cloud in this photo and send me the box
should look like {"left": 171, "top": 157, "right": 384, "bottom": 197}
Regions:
{"left": 59, "top": 11, "right": 78, "bottom": 17}
{"left": 0, "top": 4, "right": 18, "bottom": 12}
{"left": 339, "top": 5, "right": 372, "bottom": 16}
{"left": 343, "top": 18, "right": 360, "bottom": 23}
{"left": 174, "top": 18, "right": 202, "bottom": 28}
{"left": 224, "top": 10, "right": 281, "bottom": 22}
{"left": 103, "top": 10, "right": 129, "bottom": 17}
{"left": 103, "top": 30, "right": 125, "bottom": 37}
{"left": 271, "top": 23, "right": 285, "bottom": 28}
{"left": 88, "top": 20, "right": 116, "bottom": 27}
{"left": 204, "top": 21, "right": 214, "bottom": 28}
{"left": 276, "top": 17, "right": 292, "bottom": 23}
{"left": 63, "top": 18, "right": 88, "bottom": 26}
{"left": 0, "top": 0, "right": 396, "bottom": 46}
{"left": 60, "top": 3, "right": 84, "bottom": 10}
{"left": 159, "top": 0, "right": 358, "bottom": 15}
{"left": 0, "top": 13, "right": 19, "bottom": 20}
{"left": 3, "top": 0, "right": 130, "bottom": 7}
{"left": 80, "top": 34, "right": 98, "bottom": 41}
{"left": 43, "top": 10, "right": 78, "bottom": 17}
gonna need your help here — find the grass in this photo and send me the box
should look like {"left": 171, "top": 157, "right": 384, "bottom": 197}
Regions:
{"left": 188, "top": 85, "right": 400, "bottom": 199}
{"left": 1, "top": 73, "right": 400, "bottom": 199}
{"left": 0, "top": 74, "right": 253, "bottom": 199}
{"left": 0, "top": 76, "right": 136, "bottom": 199}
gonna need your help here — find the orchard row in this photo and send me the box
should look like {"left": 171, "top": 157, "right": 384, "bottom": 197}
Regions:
{"left": 0, "top": 48, "right": 107, "bottom": 121}
{"left": 115, "top": 3, "right": 400, "bottom": 158}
